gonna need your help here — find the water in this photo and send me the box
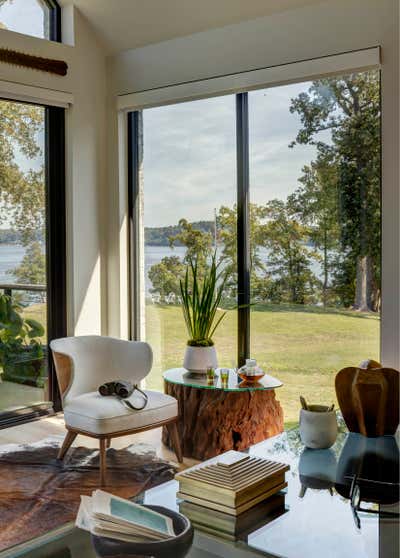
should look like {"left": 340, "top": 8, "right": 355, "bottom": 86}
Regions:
{"left": 0, "top": 244, "right": 25, "bottom": 283}
{"left": 145, "top": 246, "right": 186, "bottom": 294}
{"left": 0, "top": 244, "right": 322, "bottom": 296}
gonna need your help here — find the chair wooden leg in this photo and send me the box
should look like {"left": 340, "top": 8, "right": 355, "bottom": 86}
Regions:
{"left": 57, "top": 430, "right": 77, "bottom": 460}
{"left": 106, "top": 438, "right": 111, "bottom": 449}
{"left": 99, "top": 438, "right": 107, "bottom": 486}
{"left": 167, "top": 421, "right": 183, "bottom": 463}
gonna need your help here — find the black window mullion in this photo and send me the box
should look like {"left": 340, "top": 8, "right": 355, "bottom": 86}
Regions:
{"left": 45, "top": 0, "right": 62, "bottom": 42}
{"left": 236, "top": 93, "right": 250, "bottom": 367}
{"left": 45, "top": 106, "right": 67, "bottom": 412}
{"left": 127, "top": 111, "right": 141, "bottom": 341}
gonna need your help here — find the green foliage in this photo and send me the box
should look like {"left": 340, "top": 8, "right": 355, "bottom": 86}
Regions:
{"left": 290, "top": 71, "right": 380, "bottom": 311}
{"left": 289, "top": 151, "right": 340, "bottom": 306}
{"left": 148, "top": 218, "right": 214, "bottom": 300}
{"left": 0, "top": 100, "right": 45, "bottom": 246}
{"left": 257, "top": 199, "right": 320, "bottom": 305}
{"left": 145, "top": 221, "right": 214, "bottom": 246}
{"left": 10, "top": 241, "right": 46, "bottom": 300}
{"left": 0, "top": 293, "right": 45, "bottom": 385}
{"left": 180, "top": 254, "right": 228, "bottom": 347}
{"left": 217, "top": 204, "right": 266, "bottom": 299}
{"left": 148, "top": 256, "right": 185, "bottom": 298}
{"left": 169, "top": 218, "right": 213, "bottom": 269}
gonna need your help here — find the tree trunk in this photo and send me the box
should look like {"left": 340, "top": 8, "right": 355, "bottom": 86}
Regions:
{"left": 323, "top": 228, "right": 328, "bottom": 307}
{"left": 354, "top": 254, "right": 373, "bottom": 311}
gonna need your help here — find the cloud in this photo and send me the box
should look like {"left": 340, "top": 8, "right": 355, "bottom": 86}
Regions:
{"left": 142, "top": 82, "right": 320, "bottom": 227}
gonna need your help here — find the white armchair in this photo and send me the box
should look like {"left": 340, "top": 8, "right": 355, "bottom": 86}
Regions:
{"left": 50, "top": 335, "right": 182, "bottom": 485}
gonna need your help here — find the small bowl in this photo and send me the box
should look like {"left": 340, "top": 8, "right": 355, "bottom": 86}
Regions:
{"left": 238, "top": 372, "right": 265, "bottom": 383}
{"left": 91, "top": 504, "right": 193, "bottom": 558}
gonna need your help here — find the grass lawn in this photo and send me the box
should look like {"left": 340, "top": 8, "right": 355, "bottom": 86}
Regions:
{"left": 17, "top": 301, "right": 380, "bottom": 427}
{"left": 22, "top": 303, "right": 47, "bottom": 343}
{"left": 145, "top": 303, "right": 380, "bottom": 425}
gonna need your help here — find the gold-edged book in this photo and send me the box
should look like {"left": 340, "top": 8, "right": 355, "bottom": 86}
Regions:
{"left": 175, "top": 452, "right": 289, "bottom": 508}
{"left": 179, "top": 491, "right": 286, "bottom": 537}
{"left": 177, "top": 480, "right": 287, "bottom": 516}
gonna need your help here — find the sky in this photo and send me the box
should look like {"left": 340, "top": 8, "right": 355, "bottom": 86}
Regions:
{"left": 0, "top": 0, "right": 45, "bottom": 37}
{"left": 0, "top": 2, "right": 324, "bottom": 231}
{"left": 143, "top": 82, "right": 322, "bottom": 228}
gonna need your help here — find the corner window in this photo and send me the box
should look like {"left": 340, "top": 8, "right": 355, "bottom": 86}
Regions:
{"left": 0, "top": 0, "right": 61, "bottom": 41}
{"left": 128, "top": 68, "right": 381, "bottom": 428}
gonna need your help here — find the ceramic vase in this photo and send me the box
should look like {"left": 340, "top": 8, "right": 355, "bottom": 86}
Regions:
{"left": 183, "top": 345, "right": 217, "bottom": 374}
{"left": 299, "top": 406, "right": 338, "bottom": 449}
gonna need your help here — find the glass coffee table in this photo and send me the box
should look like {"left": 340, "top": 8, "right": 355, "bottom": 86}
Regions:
{"left": 163, "top": 368, "right": 284, "bottom": 460}
{"left": 10, "top": 425, "right": 399, "bottom": 558}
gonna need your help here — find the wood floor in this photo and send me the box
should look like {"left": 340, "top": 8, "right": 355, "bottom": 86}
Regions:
{"left": 0, "top": 414, "right": 198, "bottom": 471}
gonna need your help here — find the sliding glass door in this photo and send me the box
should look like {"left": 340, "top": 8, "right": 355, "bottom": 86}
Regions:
{"left": 0, "top": 99, "right": 66, "bottom": 422}
{"left": 129, "top": 69, "right": 381, "bottom": 426}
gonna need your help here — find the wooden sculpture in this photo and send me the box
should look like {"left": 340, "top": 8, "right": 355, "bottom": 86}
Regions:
{"left": 335, "top": 360, "right": 399, "bottom": 437}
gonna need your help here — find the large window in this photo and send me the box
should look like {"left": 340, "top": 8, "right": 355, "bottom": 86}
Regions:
{"left": 248, "top": 75, "right": 380, "bottom": 425}
{"left": 129, "top": 69, "right": 381, "bottom": 426}
{"left": 134, "top": 97, "right": 237, "bottom": 391}
{"left": 0, "top": 0, "right": 61, "bottom": 41}
{"left": 0, "top": 99, "right": 66, "bottom": 422}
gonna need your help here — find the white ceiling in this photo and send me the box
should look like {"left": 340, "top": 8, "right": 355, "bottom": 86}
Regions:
{"left": 60, "top": 0, "right": 326, "bottom": 54}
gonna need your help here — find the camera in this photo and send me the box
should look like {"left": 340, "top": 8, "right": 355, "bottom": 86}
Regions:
{"left": 98, "top": 380, "right": 134, "bottom": 399}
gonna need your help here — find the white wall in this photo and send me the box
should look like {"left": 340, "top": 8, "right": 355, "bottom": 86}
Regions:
{"left": 0, "top": 6, "right": 107, "bottom": 336}
{"left": 107, "top": 0, "right": 399, "bottom": 369}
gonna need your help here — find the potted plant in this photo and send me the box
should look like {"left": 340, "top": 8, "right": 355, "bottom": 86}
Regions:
{"left": 180, "top": 254, "right": 228, "bottom": 374}
{"left": 0, "top": 293, "right": 46, "bottom": 387}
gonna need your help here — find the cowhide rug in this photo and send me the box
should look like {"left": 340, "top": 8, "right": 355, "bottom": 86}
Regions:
{"left": 0, "top": 438, "right": 177, "bottom": 552}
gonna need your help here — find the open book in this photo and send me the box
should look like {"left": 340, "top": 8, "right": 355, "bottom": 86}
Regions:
{"left": 76, "top": 490, "right": 175, "bottom": 543}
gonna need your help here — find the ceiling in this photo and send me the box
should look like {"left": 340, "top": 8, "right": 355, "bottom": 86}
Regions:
{"left": 59, "top": 0, "right": 326, "bottom": 54}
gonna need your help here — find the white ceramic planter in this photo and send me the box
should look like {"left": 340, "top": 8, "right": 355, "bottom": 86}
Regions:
{"left": 183, "top": 345, "right": 218, "bottom": 374}
{"left": 299, "top": 407, "right": 338, "bottom": 449}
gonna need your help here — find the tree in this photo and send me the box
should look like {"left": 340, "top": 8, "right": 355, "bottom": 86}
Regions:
{"left": 169, "top": 218, "right": 213, "bottom": 267}
{"left": 147, "top": 256, "right": 185, "bottom": 298}
{"left": 0, "top": 100, "right": 45, "bottom": 245}
{"left": 289, "top": 151, "right": 340, "bottom": 306}
{"left": 258, "top": 199, "right": 319, "bottom": 305}
{"left": 290, "top": 71, "right": 380, "bottom": 311}
{"left": 217, "top": 204, "right": 266, "bottom": 299}
{"left": 10, "top": 242, "right": 46, "bottom": 301}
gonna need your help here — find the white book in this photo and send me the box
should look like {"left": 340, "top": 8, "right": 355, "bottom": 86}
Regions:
{"left": 92, "top": 490, "right": 175, "bottom": 537}
{"left": 75, "top": 491, "right": 175, "bottom": 543}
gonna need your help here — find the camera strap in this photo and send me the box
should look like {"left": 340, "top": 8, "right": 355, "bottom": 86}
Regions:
{"left": 119, "top": 384, "right": 148, "bottom": 411}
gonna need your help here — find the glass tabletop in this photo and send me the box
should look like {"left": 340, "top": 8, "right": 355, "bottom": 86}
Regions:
{"left": 7, "top": 425, "right": 399, "bottom": 558}
{"left": 163, "top": 367, "right": 283, "bottom": 391}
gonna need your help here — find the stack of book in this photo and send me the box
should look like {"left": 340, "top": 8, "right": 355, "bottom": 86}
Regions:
{"left": 179, "top": 492, "right": 286, "bottom": 541}
{"left": 176, "top": 450, "right": 289, "bottom": 539}
{"left": 76, "top": 490, "right": 175, "bottom": 543}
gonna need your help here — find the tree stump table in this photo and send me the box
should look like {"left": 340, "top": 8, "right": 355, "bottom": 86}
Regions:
{"left": 162, "top": 368, "right": 284, "bottom": 460}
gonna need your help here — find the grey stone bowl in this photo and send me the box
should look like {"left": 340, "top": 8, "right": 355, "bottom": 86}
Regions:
{"left": 91, "top": 504, "right": 193, "bottom": 558}
{"left": 299, "top": 406, "right": 338, "bottom": 449}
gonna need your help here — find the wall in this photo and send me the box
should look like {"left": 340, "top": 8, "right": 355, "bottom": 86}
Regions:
{"left": 0, "top": 6, "right": 107, "bottom": 336}
{"left": 107, "top": 0, "right": 399, "bottom": 369}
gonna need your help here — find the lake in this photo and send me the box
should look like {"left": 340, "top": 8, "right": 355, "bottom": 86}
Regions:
{"left": 0, "top": 244, "right": 322, "bottom": 295}
{"left": 0, "top": 244, "right": 25, "bottom": 283}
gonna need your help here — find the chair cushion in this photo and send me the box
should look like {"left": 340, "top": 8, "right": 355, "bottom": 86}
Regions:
{"left": 63, "top": 390, "right": 178, "bottom": 435}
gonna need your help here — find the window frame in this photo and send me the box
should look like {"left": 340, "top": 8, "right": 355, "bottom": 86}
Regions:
{"left": 0, "top": 99, "right": 66, "bottom": 427}
{"left": 0, "top": 0, "right": 61, "bottom": 42}
{"left": 45, "top": 0, "right": 62, "bottom": 42}
{"left": 126, "top": 57, "right": 384, "bottom": 369}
